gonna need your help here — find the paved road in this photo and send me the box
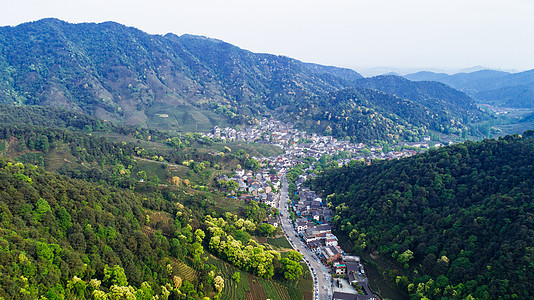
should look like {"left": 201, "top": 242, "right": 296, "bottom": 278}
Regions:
{"left": 278, "top": 176, "right": 333, "bottom": 300}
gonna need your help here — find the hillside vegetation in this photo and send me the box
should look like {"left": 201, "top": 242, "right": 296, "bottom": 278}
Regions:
{"left": 0, "top": 106, "right": 312, "bottom": 299}
{"left": 0, "top": 106, "right": 255, "bottom": 189}
{"left": 0, "top": 19, "right": 356, "bottom": 124}
{"left": 287, "top": 85, "right": 484, "bottom": 143}
{"left": 0, "top": 156, "right": 203, "bottom": 298}
{"left": 353, "top": 75, "right": 484, "bottom": 124}
{"left": 311, "top": 132, "right": 534, "bottom": 299}
{"left": 0, "top": 154, "right": 302, "bottom": 299}
{"left": 0, "top": 19, "right": 488, "bottom": 143}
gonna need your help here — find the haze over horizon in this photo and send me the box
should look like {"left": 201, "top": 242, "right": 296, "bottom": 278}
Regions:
{"left": 3, "top": 0, "right": 534, "bottom": 75}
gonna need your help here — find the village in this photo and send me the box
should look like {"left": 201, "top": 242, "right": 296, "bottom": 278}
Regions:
{"left": 205, "top": 119, "right": 446, "bottom": 300}
{"left": 205, "top": 119, "right": 447, "bottom": 162}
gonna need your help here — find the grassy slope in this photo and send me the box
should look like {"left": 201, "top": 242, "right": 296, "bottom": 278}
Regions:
{"left": 145, "top": 103, "right": 233, "bottom": 133}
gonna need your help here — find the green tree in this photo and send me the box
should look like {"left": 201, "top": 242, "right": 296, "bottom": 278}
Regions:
{"left": 258, "top": 223, "right": 277, "bottom": 237}
{"left": 280, "top": 258, "right": 302, "bottom": 280}
{"left": 57, "top": 206, "right": 73, "bottom": 231}
{"left": 232, "top": 272, "right": 240, "bottom": 283}
{"left": 194, "top": 229, "right": 206, "bottom": 243}
{"left": 244, "top": 158, "right": 261, "bottom": 171}
{"left": 280, "top": 250, "right": 303, "bottom": 280}
{"left": 398, "top": 250, "right": 414, "bottom": 268}
{"left": 34, "top": 198, "right": 51, "bottom": 222}
{"left": 137, "top": 171, "right": 147, "bottom": 180}
{"left": 227, "top": 180, "right": 239, "bottom": 191}
{"left": 103, "top": 265, "right": 129, "bottom": 287}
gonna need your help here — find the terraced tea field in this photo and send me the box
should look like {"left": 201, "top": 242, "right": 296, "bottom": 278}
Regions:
{"left": 208, "top": 255, "right": 312, "bottom": 299}
{"left": 173, "top": 259, "right": 197, "bottom": 283}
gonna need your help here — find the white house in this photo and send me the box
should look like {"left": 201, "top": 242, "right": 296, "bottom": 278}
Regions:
{"left": 325, "top": 233, "right": 339, "bottom": 247}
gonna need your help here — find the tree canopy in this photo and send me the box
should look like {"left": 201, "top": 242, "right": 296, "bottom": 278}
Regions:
{"left": 312, "top": 133, "right": 534, "bottom": 299}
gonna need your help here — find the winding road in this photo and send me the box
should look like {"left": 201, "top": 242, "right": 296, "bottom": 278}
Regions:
{"left": 278, "top": 176, "right": 333, "bottom": 300}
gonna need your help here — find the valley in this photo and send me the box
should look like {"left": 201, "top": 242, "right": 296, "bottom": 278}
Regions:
{"left": 0, "top": 17, "right": 533, "bottom": 300}
{"left": 0, "top": 19, "right": 495, "bottom": 145}
{"left": 208, "top": 118, "right": 435, "bottom": 300}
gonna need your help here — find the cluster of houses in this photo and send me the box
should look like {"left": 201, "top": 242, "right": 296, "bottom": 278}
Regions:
{"left": 217, "top": 168, "right": 281, "bottom": 207}
{"left": 291, "top": 179, "right": 346, "bottom": 265}
{"left": 332, "top": 256, "right": 378, "bottom": 300}
{"left": 206, "top": 118, "right": 452, "bottom": 300}
{"left": 332, "top": 256, "right": 377, "bottom": 300}
{"left": 205, "top": 119, "right": 445, "bottom": 166}
{"left": 292, "top": 193, "right": 376, "bottom": 300}
{"left": 205, "top": 120, "right": 305, "bottom": 145}
{"left": 290, "top": 171, "right": 377, "bottom": 300}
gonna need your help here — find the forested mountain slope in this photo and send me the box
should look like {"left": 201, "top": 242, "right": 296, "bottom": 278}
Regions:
{"left": 0, "top": 154, "right": 302, "bottom": 299}
{"left": 354, "top": 75, "right": 485, "bottom": 123}
{"left": 0, "top": 157, "right": 199, "bottom": 298}
{"left": 0, "top": 105, "right": 256, "bottom": 189}
{"left": 0, "top": 19, "right": 489, "bottom": 143}
{"left": 287, "top": 88, "right": 462, "bottom": 143}
{"left": 0, "top": 19, "right": 358, "bottom": 124}
{"left": 404, "top": 70, "right": 511, "bottom": 93}
{"left": 0, "top": 105, "right": 311, "bottom": 299}
{"left": 311, "top": 132, "right": 534, "bottom": 299}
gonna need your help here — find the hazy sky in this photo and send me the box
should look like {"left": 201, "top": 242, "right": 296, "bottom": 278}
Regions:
{"left": 3, "top": 0, "right": 534, "bottom": 75}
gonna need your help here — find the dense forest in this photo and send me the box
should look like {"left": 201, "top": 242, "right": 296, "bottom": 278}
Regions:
{"left": 0, "top": 105, "right": 214, "bottom": 143}
{"left": 286, "top": 87, "right": 474, "bottom": 143}
{"left": 0, "top": 104, "right": 312, "bottom": 299}
{"left": 0, "top": 155, "right": 292, "bottom": 299}
{"left": 311, "top": 132, "right": 534, "bottom": 299}
{"left": 353, "top": 75, "right": 485, "bottom": 124}
{"left": 0, "top": 19, "right": 356, "bottom": 123}
{"left": 0, "top": 19, "right": 488, "bottom": 143}
{"left": 0, "top": 157, "right": 203, "bottom": 298}
{"left": 475, "top": 85, "right": 534, "bottom": 108}
{"left": 0, "top": 105, "right": 114, "bottom": 132}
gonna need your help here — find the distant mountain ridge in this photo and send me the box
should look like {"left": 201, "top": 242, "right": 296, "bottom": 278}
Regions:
{"left": 0, "top": 18, "right": 487, "bottom": 143}
{"left": 302, "top": 62, "right": 364, "bottom": 81}
{"left": 0, "top": 19, "right": 360, "bottom": 120}
{"left": 354, "top": 75, "right": 482, "bottom": 119}
{"left": 404, "top": 69, "right": 534, "bottom": 108}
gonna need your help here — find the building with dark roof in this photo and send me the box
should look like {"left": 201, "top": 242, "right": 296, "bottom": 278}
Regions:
{"left": 315, "top": 224, "right": 332, "bottom": 233}
{"left": 346, "top": 261, "right": 362, "bottom": 284}
{"left": 323, "top": 245, "right": 343, "bottom": 263}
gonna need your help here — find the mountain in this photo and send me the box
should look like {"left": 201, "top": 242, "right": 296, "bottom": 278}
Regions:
{"left": 287, "top": 86, "right": 481, "bottom": 143}
{"left": 403, "top": 71, "right": 454, "bottom": 82}
{"left": 0, "top": 151, "right": 295, "bottom": 298}
{"left": 0, "top": 19, "right": 355, "bottom": 123}
{"left": 0, "top": 18, "right": 488, "bottom": 143}
{"left": 475, "top": 85, "right": 534, "bottom": 108}
{"left": 405, "top": 69, "right": 534, "bottom": 108}
{"left": 473, "top": 70, "right": 534, "bottom": 108}
{"left": 457, "top": 66, "right": 488, "bottom": 73}
{"left": 404, "top": 69, "right": 511, "bottom": 91}
{"left": 0, "top": 154, "right": 201, "bottom": 298}
{"left": 311, "top": 132, "right": 534, "bottom": 299}
{"left": 0, "top": 105, "right": 256, "bottom": 186}
{"left": 353, "top": 75, "right": 485, "bottom": 123}
{"left": 302, "top": 62, "right": 363, "bottom": 81}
